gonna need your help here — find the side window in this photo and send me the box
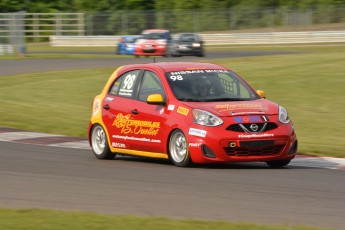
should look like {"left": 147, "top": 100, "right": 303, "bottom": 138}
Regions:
{"left": 138, "top": 71, "right": 165, "bottom": 102}
{"left": 109, "top": 70, "right": 140, "bottom": 98}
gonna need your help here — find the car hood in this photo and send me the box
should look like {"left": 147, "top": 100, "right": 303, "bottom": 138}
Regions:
{"left": 176, "top": 41, "right": 194, "bottom": 44}
{"left": 137, "top": 39, "right": 163, "bottom": 44}
{"left": 181, "top": 99, "right": 278, "bottom": 117}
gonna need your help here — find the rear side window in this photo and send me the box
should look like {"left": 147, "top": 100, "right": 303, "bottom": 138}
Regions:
{"left": 109, "top": 70, "right": 140, "bottom": 98}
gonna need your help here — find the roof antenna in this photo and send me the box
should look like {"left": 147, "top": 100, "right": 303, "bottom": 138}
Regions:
{"left": 153, "top": 57, "right": 156, "bottom": 63}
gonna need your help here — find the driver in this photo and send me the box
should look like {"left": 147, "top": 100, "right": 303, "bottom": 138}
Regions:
{"left": 191, "top": 76, "right": 212, "bottom": 97}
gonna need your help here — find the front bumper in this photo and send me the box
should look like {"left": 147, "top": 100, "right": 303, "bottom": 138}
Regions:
{"left": 135, "top": 46, "right": 167, "bottom": 56}
{"left": 185, "top": 122, "right": 297, "bottom": 164}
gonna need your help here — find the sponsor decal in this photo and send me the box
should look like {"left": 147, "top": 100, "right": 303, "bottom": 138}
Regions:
{"left": 167, "top": 104, "right": 175, "bottom": 111}
{"left": 170, "top": 70, "right": 205, "bottom": 76}
{"left": 205, "top": 70, "right": 230, "bottom": 73}
{"left": 177, "top": 106, "right": 189, "bottom": 116}
{"left": 119, "top": 74, "right": 136, "bottom": 97}
{"left": 238, "top": 133, "right": 274, "bottom": 138}
{"left": 119, "top": 88, "right": 133, "bottom": 97}
{"left": 105, "top": 97, "right": 114, "bottom": 102}
{"left": 112, "top": 142, "right": 126, "bottom": 148}
{"left": 188, "top": 128, "right": 207, "bottom": 137}
{"left": 113, "top": 113, "right": 160, "bottom": 135}
{"left": 170, "top": 70, "right": 229, "bottom": 75}
{"left": 92, "top": 99, "right": 100, "bottom": 116}
{"left": 215, "top": 103, "right": 263, "bottom": 112}
{"left": 113, "top": 135, "right": 161, "bottom": 143}
{"left": 233, "top": 115, "right": 262, "bottom": 123}
{"left": 169, "top": 70, "right": 230, "bottom": 82}
{"left": 230, "top": 111, "right": 265, "bottom": 115}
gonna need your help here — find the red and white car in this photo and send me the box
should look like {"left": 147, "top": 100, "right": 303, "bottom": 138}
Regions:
{"left": 88, "top": 62, "right": 298, "bottom": 167}
{"left": 134, "top": 29, "right": 171, "bottom": 57}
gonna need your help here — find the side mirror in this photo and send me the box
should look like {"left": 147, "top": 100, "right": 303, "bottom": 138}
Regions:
{"left": 256, "top": 90, "right": 266, "bottom": 98}
{"left": 147, "top": 94, "right": 165, "bottom": 105}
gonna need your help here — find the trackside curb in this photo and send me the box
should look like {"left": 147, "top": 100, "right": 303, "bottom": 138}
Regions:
{"left": 0, "top": 127, "right": 344, "bottom": 170}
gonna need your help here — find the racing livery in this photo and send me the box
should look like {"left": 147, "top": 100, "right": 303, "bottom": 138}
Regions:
{"left": 116, "top": 35, "right": 138, "bottom": 55}
{"left": 134, "top": 29, "right": 171, "bottom": 57}
{"left": 88, "top": 62, "right": 297, "bottom": 167}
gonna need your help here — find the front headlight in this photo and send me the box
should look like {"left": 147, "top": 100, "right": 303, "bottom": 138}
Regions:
{"left": 192, "top": 109, "right": 223, "bottom": 126}
{"left": 192, "top": 43, "right": 201, "bottom": 47}
{"left": 278, "top": 106, "right": 290, "bottom": 124}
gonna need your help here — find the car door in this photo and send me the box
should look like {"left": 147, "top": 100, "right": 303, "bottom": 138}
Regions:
{"left": 101, "top": 69, "right": 141, "bottom": 150}
{"left": 128, "top": 70, "right": 168, "bottom": 154}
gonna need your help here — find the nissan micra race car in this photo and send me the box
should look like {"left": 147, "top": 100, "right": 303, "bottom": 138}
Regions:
{"left": 88, "top": 62, "right": 297, "bottom": 167}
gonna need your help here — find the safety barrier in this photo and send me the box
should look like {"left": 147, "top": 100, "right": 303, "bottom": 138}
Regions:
{"left": 0, "top": 44, "right": 14, "bottom": 55}
{"left": 49, "top": 30, "right": 345, "bottom": 47}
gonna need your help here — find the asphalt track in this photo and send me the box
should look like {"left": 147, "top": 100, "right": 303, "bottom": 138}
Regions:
{"left": 1, "top": 50, "right": 345, "bottom": 229}
{"left": 0, "top": 50, "right": 298, "bottom": 75}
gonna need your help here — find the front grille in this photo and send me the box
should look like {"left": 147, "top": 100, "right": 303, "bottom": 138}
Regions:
{"left": 224, "top": 145, "right": 284, "bottom": 156}
{"left": 226, "top": 122, "right": 278, "bottom": 133}
{"left": 240, "top": 140, "right": 274, "bottom": 147}
{"left": 143, "top": 49, "right": 156, "bottom": 53}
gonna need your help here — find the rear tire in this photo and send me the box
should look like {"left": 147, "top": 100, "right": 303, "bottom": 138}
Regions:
{"left": 90, "top": 125, "right": 115, "bottom": 160}
{"left": 197, "top": 51, "right": 205, "bottom": 57}
{"left": 169, "top": 129, "right": 192, "bottom": 167}
{"left": 265, "top": 159, "right": 291, "bottom": 168}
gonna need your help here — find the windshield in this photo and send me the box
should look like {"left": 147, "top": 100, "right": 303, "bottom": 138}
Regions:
{"left": 125, "top": 37, "right": 137, "bottom": 43}
{"left": 166, "top": 69, "right": 259, "bottom": 102}
{"left": 178, "top": 34, "right": 195, "bottom": 42}
{"left": 142, "top": 32, "right": 166, "bottom": 40}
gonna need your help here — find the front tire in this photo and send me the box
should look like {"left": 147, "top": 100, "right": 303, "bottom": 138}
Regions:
{"left": 90, "top": 125, "right": 115, "bottom": 160}
{"left": 265, "top": 159, "right": 291, "bottom": 168}
{"left": 169, "top": 129, "right": 192, "bottom": 167}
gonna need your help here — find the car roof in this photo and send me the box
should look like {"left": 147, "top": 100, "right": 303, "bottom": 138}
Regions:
{"left": 142, "top": 29, "right": 169, "bottom": 33}
{"left": 122, "top": 35, "right": 138, "bottom": 38}
{"left": 122, "top": 62, "right": 228, "bottom": 73}
{"left": 177, "top": 33, "right": 197, "bottom": 35}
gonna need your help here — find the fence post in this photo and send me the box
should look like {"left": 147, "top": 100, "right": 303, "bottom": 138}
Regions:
{"left": 229, "top": 8, "right": 236, "bottom": 30}
{"left": 33, "top": 14, "right": 39, "bottom": 42}
{"left": 55, "top": 14, "right": 61, "bottom": 36}
{"left": 78, "top": 13, "right": 85, "bottom": 36}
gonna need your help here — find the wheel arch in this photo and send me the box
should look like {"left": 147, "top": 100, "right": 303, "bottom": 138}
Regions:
{"left": 167, "top": 128, "right": 194, "bottom": 167}
{"left": 89, "top": 122, "right": 112, "bottom": 150}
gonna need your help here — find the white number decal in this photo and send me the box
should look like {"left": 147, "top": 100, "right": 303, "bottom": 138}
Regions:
{"left": 170, "top": 75, "right": 183, "bottom": 81}
{"left": 123, "top": 74, "right": 136, "bottom": 89}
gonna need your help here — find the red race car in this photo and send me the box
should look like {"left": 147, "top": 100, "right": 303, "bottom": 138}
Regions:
{"left": 88, "top": 62, "right": 297, "bottom": 167}
{"left": 134, "top": 29, "right": 171, "bottom": 57}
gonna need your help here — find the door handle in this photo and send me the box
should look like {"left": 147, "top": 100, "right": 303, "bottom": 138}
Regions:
{"left": 103, "top": 104, "right": 110, "bottom": 110}
{"left": 131, "top": 109, "right": 139, "bottom": 115}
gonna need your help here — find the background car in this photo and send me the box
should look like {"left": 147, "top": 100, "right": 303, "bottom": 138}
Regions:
{"left": 116, "top": 35, "right": 138, "bottom": 55}
{"left": 167, "top": 33, "right": 205, "bottom": 57}
{"left": 88, "top": 62, "right": 297, "bottom": 168}
{"left": 134, "top": 29, "right": 171, "bottom": 57}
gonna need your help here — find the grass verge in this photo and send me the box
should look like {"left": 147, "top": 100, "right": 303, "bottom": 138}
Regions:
{"left": 0, "top": 208, "right": 326, "bottom": 230}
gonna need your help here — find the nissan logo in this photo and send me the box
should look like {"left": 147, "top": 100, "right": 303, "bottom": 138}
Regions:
{"left": 250, "top": 124, "right": 259, "bottom": 132}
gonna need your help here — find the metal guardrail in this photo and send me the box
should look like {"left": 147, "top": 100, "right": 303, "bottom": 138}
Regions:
{"left": 49, "top": 30, "right": 345, "bottom": 47}
{"left": 0, "top": 44, "right": 14, "bottom": 55}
